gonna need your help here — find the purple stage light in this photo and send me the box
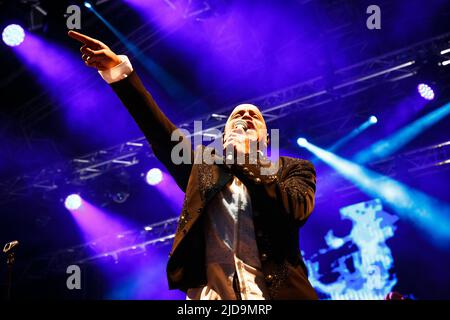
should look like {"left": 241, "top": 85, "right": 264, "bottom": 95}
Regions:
{"left": 417, "top": 83, "right": 435, "bottom": 101}
{"left": 65, "top": 194, "right": 82, "bottom": 210}
{"left": 146, "top": 168, "right": 163, "bottom": 186}
{"left": 152, "top": 170, "right": 184, "bottom": 213}
{"left": 13, "top": 33, "right": 132, "bottom": 145}
{"left": 68, "top": 199, "right": 132, "bottom": 247}
{"left": 2, "top": 24, "right": 25, "bottom": 47}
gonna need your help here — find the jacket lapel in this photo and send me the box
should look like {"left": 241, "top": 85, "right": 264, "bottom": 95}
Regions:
{"left": 170, "top": 162, "right": 233, "bottom": 255}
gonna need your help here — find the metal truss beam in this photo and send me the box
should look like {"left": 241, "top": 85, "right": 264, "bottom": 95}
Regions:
{"left": 23, "top": 217, "right": 178, "bottom": 277}
{"left": 22, "top": 140, "right": 450, "bottom": 276}
{"left": 316, "top": 140, "right": 450, "bottom": 199}
{"left": 1, "top": 32, "right": 450, "bottom": 205}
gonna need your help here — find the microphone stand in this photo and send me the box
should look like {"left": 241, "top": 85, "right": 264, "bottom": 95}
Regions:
{"left": 3, "top": 241, "right": 19, "bottom": 300}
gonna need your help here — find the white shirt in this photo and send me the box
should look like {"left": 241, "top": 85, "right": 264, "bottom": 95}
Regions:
{"left": 99, "top": 58, "right": 268, "bottom": 300}
{"left": 186, "top": 177, "right": 269, "bottom": 300}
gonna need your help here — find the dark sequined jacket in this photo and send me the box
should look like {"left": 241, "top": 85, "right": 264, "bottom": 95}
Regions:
{"left": 111, "top": 71, "right": 318, "bottom": 300}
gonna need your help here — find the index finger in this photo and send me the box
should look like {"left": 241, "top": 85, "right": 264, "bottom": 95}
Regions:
{"left": 68, "top": 30, "right": 101, "bottom": 47}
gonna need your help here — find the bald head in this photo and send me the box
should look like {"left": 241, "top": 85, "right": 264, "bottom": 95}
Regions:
{"left": 227, "top": 104, "right": 266, "bottom": 125}
{"left": 223, "top": 103, "right": 268, "bottom": 153}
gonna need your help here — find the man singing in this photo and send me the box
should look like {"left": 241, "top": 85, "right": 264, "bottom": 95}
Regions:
{"left": 68, "top": 30, "right": 318, "bottom": 300}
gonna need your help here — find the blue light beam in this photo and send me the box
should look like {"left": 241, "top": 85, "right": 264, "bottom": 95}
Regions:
{"left": 85, "top": 5, "right": 194, "bottom": 102}
{"left": 328, "top": 116, "right": 378, "bottom": 153}
{"left": 353, "top": 102, "right": 450, "bottom": 164}
{"left": 299, "top": 140, "right": 450, "bottom": 247}
{"left": 305, "top": 116, "right": 378, "bottom": 164}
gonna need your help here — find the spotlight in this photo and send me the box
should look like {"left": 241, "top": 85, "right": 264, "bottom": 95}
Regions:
{"left": 84, "top": 2, "right": 92, "bottom": 9}
{"left": 2, "top": 24, "right": 25, "bottom": 47}
{"left": 146, "top": 168, "right": 163, "bottom": 186}
{"left": 65, "top": 194, "right": 82, "bottom": 210}
{"left": 111, "top": 191, "right": 130, "bottom": 204}
{"left": 297, "top": 138, "right": 308, "bottom": 147}
{"left": 417, "top": 83, "right": 435, "bottom": 101}
{"left": 369, "top": 116, "right": 378, "bottom": 124}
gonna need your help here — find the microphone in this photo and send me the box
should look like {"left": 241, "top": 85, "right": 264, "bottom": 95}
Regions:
{"left": 3, "top": 240, "right": 19, "bottom": 254}
{"left": 3, "top": 240, "right": 19, "bottom": 300}
{"left": 225, "top": 120, "right": 248, "bottom": 162}
{"left": 234, "top": 119, "right": 248, "bottom": 131}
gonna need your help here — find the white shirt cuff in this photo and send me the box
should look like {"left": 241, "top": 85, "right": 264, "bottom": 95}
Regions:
{"left": 98, "top": 55, "right": 133, "bottom": 84}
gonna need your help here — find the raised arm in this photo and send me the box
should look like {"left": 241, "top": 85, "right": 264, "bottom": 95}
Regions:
{"left": 68, "top": 31, "right": 192, "bottom": 191}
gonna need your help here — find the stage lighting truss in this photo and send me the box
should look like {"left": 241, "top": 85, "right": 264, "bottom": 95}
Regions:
{"left": 9, "top": 0, "right": 48, "bottom": 32}
{"left": 9, "top": 0, "right": 115, "bottom": 32}
{"left": 161, "top": 0, "right": 212, "bottom": 19}
{"left": 1, "top": 33, "right": 450, "bottom": 205}
{"left": 19, "top": 140, "right": 450, "bottom": 277}
{"left": 23, "top": 217, "right": 179, "bottom": 275}
{"left": 29, "top": 1, "right": 47, "bottom": 31}
{"left": 315, "top": 140, "right": 450, "bottom": 200}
